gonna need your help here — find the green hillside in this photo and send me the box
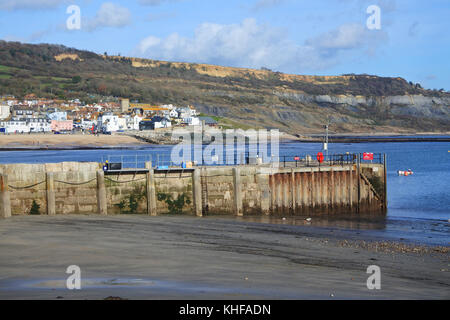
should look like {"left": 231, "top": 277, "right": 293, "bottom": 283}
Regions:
{"left": 0, "top": 40, "right": 449, "bottom": 133}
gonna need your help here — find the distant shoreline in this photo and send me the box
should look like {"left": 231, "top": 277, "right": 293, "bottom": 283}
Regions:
{"left": 291, "top": 136, "right": 450, "bottom": 143}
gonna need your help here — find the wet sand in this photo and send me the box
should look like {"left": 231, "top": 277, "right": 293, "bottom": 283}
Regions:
{"left": 0, "top": 215, "right": 448, "bottom": 300}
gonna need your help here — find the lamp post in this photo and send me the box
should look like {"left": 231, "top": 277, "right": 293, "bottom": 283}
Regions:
{"left": 323, "top": 120, "right": 329, "bottom": 160}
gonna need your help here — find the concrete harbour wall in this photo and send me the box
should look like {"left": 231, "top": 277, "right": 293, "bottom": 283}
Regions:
{"left": 0, "top": 161, "right": 386, "bottom": 218}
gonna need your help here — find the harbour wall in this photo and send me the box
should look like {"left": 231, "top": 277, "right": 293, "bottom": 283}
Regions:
{"left": 0, "top": 162, "right": 386, "bottom": 218}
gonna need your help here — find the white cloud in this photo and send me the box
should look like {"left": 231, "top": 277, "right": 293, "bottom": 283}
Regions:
{"left": 136, "top": 18, "right": 388, "bottom": 73}
{"left": 306, "top": 23, "right": 387, "bottom": 57}
{"left": 0, "top": 0, "right": 69, "bottom": 10}
{"left": 85, "top": 2, "right": 131, "bottom": 32}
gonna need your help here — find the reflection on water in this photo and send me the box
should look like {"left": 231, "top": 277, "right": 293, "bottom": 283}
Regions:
{"left": 234, "top": 214, "right": 387, "bottom": 230}
{"left": 211, "top": 214, "right": 449, "bottom": 246}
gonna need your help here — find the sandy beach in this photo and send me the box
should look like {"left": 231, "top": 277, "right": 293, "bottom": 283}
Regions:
{"left": 0, "top": 133, "right": 145, "bottom": 149}
{"left": 0, "top": 215, "right": 448, "bottom": 300}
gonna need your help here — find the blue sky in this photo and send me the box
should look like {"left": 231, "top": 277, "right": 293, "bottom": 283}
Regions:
{"left": 0, "top": 0, "right": 449, "bottom": 90}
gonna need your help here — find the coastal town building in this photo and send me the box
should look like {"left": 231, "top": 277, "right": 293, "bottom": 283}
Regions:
{"left": 198, "top": 116, "right": 218, "bottom": 127}
{"left": 50, "top": 120, "right": 73, "bottom": 132}
{"left": 0, "top": 105, "right": 10, "bottom": 120}
{"left": 0, "top": 118, "right": 51, "bottom": 133}
{"left": 139, "top": 116, "right": 172, "bottom": 130}
{"left": 48, "top": 111, "right": 68, "bottom": 121}
{"left": 0, "top": 96, "right": 206, "bottom": 134}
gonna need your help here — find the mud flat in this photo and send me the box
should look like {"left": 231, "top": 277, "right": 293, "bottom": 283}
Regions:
{"left": 0, "top": 215, "right": 448, "bottom": 300}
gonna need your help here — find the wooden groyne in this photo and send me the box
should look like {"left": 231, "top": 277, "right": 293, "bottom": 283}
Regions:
{"left": 0, "top": 159, "right": 387, "bottom": 218}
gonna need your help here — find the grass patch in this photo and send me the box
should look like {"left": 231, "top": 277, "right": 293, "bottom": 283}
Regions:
{"left": 198, "top": 113, "right": 257, "bottom": 130}
{"left": 35, "top": 76, "right": 70, "bottom": 82}
{"left": 0, "top": 65, "right": 11, "bottom": 72}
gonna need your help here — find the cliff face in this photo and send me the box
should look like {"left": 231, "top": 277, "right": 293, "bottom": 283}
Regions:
{"left": 276, "top": 92, "right": 450, "bottom": 120}
{"left": 0, "top": 41, "right": 449, "bottom": 133}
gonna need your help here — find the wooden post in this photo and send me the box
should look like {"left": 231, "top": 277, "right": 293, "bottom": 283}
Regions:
{"left": 283, "top": 173, "right": 289, "bottom": 213}
{"left": 269, "top": 174, "right": 275, "bottom": 214}
{"left": 294, "top": 171, "right": 301, "bottom": 214}
{"left": 335, "top": 170, "right": 341, "bottom": 210}
{"left": 146, "top": 162, "right": 157, "bottom": 216}
{"left": 233, "top": 167, "right": 243, "bottom": 216}
{"left": 96, "top": 170, "right": 107, "bottom": 215}
{"left": 321, "top": 170, "right": 326, "bottom": 212}
{"left": 383, "top": 154, "right": 387, "bottom": 212}
{"left": 310, "top": 169, "right": 315, "bottom": 209}
{"left": 0, "top": 174, "right": 11, "bottom": 218}
{"left": 192, "top": 168, "right": 202, "bottom": 217}
{"left": 315, "top": 170, "right": 321, "bottom": 210}
{"left": 349, "top": 166, "right": 353, "bottom": 212}
{"left": 46, "top": 172, "right": 56, "bottom": 216}
{"left": 357, "top": 154, "right": 361, "bottom": 213}
{"left": 330, "top": 169, "right": 335, "bottom": 211}
{"left": 326, "top": 171, "right": 331, "bottom": 214}
{"left": 301, "top": 172, "right": 307, "bottom": 212}
{"left": 277, "top": 174, "right": 282, "bottom": 214}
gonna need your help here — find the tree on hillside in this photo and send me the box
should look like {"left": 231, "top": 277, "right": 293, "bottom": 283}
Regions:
{"left": 72, "top": 75, "right": 81, "bottom": 84}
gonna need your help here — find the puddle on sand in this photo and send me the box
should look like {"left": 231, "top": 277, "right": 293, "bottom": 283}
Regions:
{"left": 0, "top": 277, "right": 263, "bottom": 296}
{"left": 1, "top": 277, "right": 318, "bottom": 299}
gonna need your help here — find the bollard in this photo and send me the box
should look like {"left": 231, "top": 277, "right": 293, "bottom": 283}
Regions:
{"left": 96, "top": 170, "right": 107, "bottom": 215}
{"left": 233, "top": 167, "right": 243, "bottom": 216}
{"left": 46, "top": 172, "right": 56, "bottom": 216}
{"left": 0, "top": 174, "right": 11, "bottom": 218}
{"left": 192, "top": 168, "right": 202, "bottom": 217}
{"left": 146, "top": 162, "right": 157, "bottom": 216}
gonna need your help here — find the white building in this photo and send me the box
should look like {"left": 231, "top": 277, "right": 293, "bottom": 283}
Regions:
{"left": 98, "top": 114, "right": 127, "bottom": 132}
{"left": 1, "top": 120, "right": 29, "bottom": 133}
{"left": 153, "top": 116, "right": 172, "bottom": 129}
{"left": 125, "top": 115, "right": 143, "bottom": 130}
{"left": 48, "top": 111, "right": 68, "bottom": 121}
{"left": 0, "top": 105, "right": 10, "bottom": 120}
{"left": 162, "top": 109, "right": 179, "bottom": 119}
{"left": 183, "top": 116, "right": 200, "bottom": 126}
{"left": 0, "top": 118, "right": 51, "bottom": 133}
{"left": 28, "top": 118, "right": 51, "bottom": 132}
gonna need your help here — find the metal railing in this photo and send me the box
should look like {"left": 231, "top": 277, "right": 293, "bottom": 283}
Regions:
{"left": 101, "top": 152, "right": 385, "bottom": 170}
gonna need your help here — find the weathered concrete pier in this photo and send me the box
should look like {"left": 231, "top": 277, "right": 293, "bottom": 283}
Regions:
{"left": 0, "top": 157, "right": 387, "bottom": 218}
